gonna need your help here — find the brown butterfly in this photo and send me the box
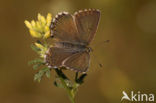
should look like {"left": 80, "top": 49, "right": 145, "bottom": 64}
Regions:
{"left": 45, "top": 9, "right": 100, "bottom": 73}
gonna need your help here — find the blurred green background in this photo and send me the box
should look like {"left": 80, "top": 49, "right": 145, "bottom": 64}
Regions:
{"left": 0, "top": 0, "right": 156, "bottom": 103}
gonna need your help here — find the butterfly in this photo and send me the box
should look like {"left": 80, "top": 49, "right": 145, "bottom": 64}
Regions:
{"left": 45, "top": 9, "right": 100, "bottom": 73}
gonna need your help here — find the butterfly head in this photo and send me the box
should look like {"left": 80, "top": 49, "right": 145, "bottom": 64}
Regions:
{"left": 86, "top": 46, "right": 93, "bottom": 53}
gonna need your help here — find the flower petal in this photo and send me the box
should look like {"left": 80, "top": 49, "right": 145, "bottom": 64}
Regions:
{"left": 24, "top": 20, "right": 32, "bottom": 29}
{"left": 29, "top": 30, "right": 42, "bottom": 38}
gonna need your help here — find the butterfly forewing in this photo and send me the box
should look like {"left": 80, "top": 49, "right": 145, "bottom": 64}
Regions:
{"left": 74, "top": 9, "right": 100, "bottom": 45}
{"left": 50, "top": 12, "right": 80, "bottom": 43}
{"left": 62, "top": 52, "right": 90, "bottom": 73}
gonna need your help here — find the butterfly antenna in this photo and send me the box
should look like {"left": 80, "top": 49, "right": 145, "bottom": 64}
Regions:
{"left": 91, "top": 53, "right": 103, "bottom": 69}
{"left": 90, "top": 40, "right": 110, "bottom": 69}
{"left": 93, "top": 40, "right": 110, "bottom": 48}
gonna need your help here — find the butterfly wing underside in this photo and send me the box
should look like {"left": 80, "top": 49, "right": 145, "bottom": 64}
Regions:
{"left": 74, "top": 9, "right": 100, "bottom": 45}
{"left": 62, "top": 52, "right": 90, "bottom": 73}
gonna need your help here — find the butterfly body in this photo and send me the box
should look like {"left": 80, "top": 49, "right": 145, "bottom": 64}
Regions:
{"left": 45, "top": 9, "right": 100, "bottom": 73}
{"left": 54, "top": 42, "right": 90, "bottom": 53}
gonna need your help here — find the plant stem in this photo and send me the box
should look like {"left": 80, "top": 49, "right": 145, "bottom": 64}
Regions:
{"left": 54, "top": 69, "right": 88, "bottom": 103}
{"left": 55, "top": 69, "right": 75, "bottom": 103}
{"left": 59, "top": 77, "right": 75, "bottom": 103}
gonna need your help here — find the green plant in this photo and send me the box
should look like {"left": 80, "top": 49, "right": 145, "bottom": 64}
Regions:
{"left": 24, "top": 13, "right": 87, "bottom": 103}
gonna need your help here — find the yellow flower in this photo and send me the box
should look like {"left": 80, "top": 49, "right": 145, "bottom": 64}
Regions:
{"left": 38, "top": 13, "right": 46, "bottom": 25}
{"left": 46, "top": 13, "right": 52, "bottom": 26}
{"left": 34, "top": 42, "right": 48, "bottom": 58}
{"left": 44, "top": 31, "right": 50, "bottom": 39}
{"left": 29, "top": 30, "right": 42, "bottom": 38}
{"left": 24, "top": 20, "right": 32, "bottom": 29}
{"left": 36, "top": 21, "right": 42, "bottom": 30}
{"left": 35, "top": 42, "right": 44, "bottom": 49}
{"left": 40, "top": 16, "right": 46, "bottom": 25}
{"left": 25, "top": 13, "right": 52, "bottom": 39}
{"left": 31, "top": 20, "right": 36, "bottom": 27}
{"left": 37, "top": 13, "right": 42, "bottom": 21}
{"left": 44, "top": 26, "right": 49, "bottom": 32}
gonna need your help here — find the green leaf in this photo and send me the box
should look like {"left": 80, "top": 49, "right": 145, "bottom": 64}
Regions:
{"left": 42, "top": 67, "right": 51, "bottom": 78}
{"left": 34, "top": 70, "right": 44, "bottom": 82}
{"left": 33, "top": 63, "right": 42, "bottom": 70}
{"left": 34, "top": 67, "right": 51, "bottom": 82}
{"left": 28, "top": 58, "right": 43, "bottom": 65}
{"left": 41, "top": 67, "right": 50, "bottom": 72}
{"left": 54, "top": 80, "right": 64, "bottom": 88}
{"left": 31, "top": 44, "right": 41, "bottom": 52}
{"left": 45, "top": 69, "right": 51, "bottom": 78}
{"left": 64, "top": 79, "right": 73, "bottom": 88}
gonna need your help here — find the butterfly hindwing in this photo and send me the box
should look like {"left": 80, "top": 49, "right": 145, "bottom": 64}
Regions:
{"left": 62, "top": 51, "right": 90, "bottom": 73}
{"left": 45, "top": 47, "right": 76, "bottom": 68}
